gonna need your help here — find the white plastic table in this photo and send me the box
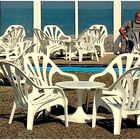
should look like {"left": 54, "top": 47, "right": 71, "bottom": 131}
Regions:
{"left": 56, "top": 81, "right": 105, "bottom": 123}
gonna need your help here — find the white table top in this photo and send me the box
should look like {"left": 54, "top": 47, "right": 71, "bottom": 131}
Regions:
{"left": 56, "top": 81, "right": 105, "bottom": 90}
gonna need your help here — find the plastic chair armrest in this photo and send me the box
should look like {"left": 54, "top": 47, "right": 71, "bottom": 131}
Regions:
{"left": 57, "top": 69, "right": 79, "bottom": 81}
{"left": 89, "top": 71, "right": 107, "bottom": 81}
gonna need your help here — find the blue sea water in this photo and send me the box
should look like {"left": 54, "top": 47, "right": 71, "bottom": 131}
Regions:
{"left": 0, "top": 8, "right": 33, "bottom": 37}
{"left": 0, "top": 8, "right": 113, "bottom": 36}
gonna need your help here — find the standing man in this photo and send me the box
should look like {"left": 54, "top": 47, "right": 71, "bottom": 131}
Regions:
{"left": 119, "top": 11, "right": 140, "bottom": 53}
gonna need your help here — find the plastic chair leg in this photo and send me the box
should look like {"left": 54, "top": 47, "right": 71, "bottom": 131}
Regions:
{"left": 64, "top": 99, "right": 68, "bottom": 127}
{"left": 113, "top": 111, "right": 122, "bottom": 135}
{"left": 9, "top": 102, "right": 16, "bottom": 124}
{"left": 27, "top": 106, "right": 35, "bottom": 130}
{"left": 137, "top": 115, "right": 140, "bottom": 125}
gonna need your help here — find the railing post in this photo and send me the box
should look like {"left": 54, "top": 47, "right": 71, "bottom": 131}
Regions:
{"left": 75, "top": 0, "right": 79, "bottom": 39}
{"left": 33, "top": 0, "right": 41, "bottom": 52}
{"left": 113, "top": 0, "right": 121, "bottom": 42}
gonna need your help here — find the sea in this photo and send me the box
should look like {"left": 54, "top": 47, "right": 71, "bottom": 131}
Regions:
{"left": 0, "top": 1, "right": 140, "bottom": 37}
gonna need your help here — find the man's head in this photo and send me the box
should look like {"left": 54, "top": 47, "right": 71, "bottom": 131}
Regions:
{"left": 135, "top": 12, "right": 140, "bottom": 23}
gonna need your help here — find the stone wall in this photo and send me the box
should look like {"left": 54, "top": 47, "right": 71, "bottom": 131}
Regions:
{"left": 104, "top": 34, "right": 114, "bottom": 52}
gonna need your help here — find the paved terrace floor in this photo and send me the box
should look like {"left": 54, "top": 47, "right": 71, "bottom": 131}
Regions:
{"left": 53, "top": 53, "right": 116, "bottom": 65}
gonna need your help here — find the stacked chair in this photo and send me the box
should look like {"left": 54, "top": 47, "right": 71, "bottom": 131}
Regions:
{"left": 0, "top": 25, "right": 26, "bottom": 42}
{"left": 73, "top": 28, "right": 100, "bottom": 62}
{"left": 0, "top": 25, "right": 26, "bottom": 59}
{"left": 33, "top": 28, "right": 63, "bottom": 58}
{"left": 0, "top": 25, "right": 34, "bottom": 77}
{"left": 34, "top": 28, "right": 69, "bottom": 60}
{"left": 1, "top": 40, "right": 33, "bottom": 61}
{"left": 43, "top": 25, "right": 71, "bottom": 60}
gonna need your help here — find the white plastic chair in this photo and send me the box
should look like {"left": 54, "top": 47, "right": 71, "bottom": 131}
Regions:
{"left": 43, "top": 25, "right": 71, "bottom": 59}
{"left": 5, "top": 53, "right": 78, "bottom": 130}
{"left": 92, "top": 66, "right": 140, "bottom": 135}
{"left": 2, "top": 40, "right": 33, "bottom": 61}
{"left": 34, "top": 28, "right": 68, "bottom": 59}
{"left": 0, "top": 25, "right": 26, "bottom": 45}
{"left": 0, "top": 26, "right": 26, "bottom": 58}
{"left": 23, "top": 52, "right": 79, "bottom": 86}
{"left": 0, "top": 25, "right": 26, "bottom": 41}
{"left": 89, "top": 24, "right": 108, "bottom": 57}
{"left": 0, "top": 61, "right": 68, "bottom": 130}
{"left": 0, "top": 25, "right": 26, "bottom": 37}
{"left": 73, "top": 28, "right": 100, "bottom": 62}
{"left": 87, "top": 53, "right": 140, "bottom": 113}
{"left": 0, "top": 41, "right": 35, "bottom": 83}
